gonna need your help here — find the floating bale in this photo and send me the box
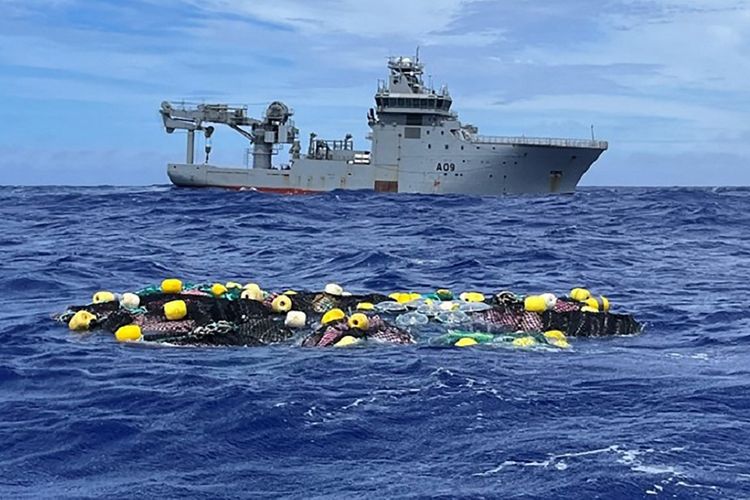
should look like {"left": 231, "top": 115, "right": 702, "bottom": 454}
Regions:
{"left": 55, "top": 283, "right": 641, "bottom": 348}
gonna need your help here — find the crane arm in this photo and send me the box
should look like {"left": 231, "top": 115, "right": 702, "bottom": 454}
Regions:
{"left": 160, "top": 101, "right": 261, "bottom": 135}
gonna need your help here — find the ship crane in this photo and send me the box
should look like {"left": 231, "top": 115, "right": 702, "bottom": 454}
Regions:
{"left": 159, "top": 101, "right": 298, "bottom": 169}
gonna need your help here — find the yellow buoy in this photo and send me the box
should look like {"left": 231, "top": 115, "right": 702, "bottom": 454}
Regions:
{"left": 459, "top": 292, "right": 486, "bottom": 303}
{"left": 512, "top": 336, "right": 537, "bottom": 348}
{"left": 115, "top": 325, "right": 142, "bottom": 343}
{"left": 348, "top": 313, "right": 370, "bottom": 330}
{"left": 356, "top": 302, "right": 375, "bottom": 311}
{"left": 164, "top": 300, "right": 187, "bottom": 321}
{"left": 241, "top": 287, "right": 264, "bottom": 301}
{"left": 92, "top": 291, "right": 115, "bottom": 304}
{"left": 454, "top": 337, "right": 478, "bottom": 347}
{"left": 551, "top": 339, "right": 571, "bottom": 349}
{"left": 543, "top": 330, "right": 567, "bottom": 342}
{"left": 211, "top": 283, "right": 227, "bottom": 297}
{"left": 570, "top": 288, "right": 591, "bottom": 302}
{"left": 600, "top": 296, "right": 611, "bottom": 312}
{"left": 225, "top": 281, "right": 242, "bottom": 290}
{"left": 283, "top": 290, "right": 298, "bottom": 296}
{"left": 334, "top": 335, "right": 360, "bottom": 347}
{"left": 161, "top": 279, "right": 183, "bottom": 294}
{"left": 584, "top": 297, "right": 600, "bottom": 311}
{"left": 271, "top": 294, "right": 293, "bottom": 313}
{"left": 68, "top": 310, "right": 96, "bottom": 331}
{"left": 581, "top": 306, "right": 598, "bottom": 313}
{"left": 321, "top": 308, "right": 345, "bottom": 325}
{"left": 524, "top": 295, "right": 548, "bottom": 312}
{"left": 388, "top": 292, "right": 415, "bottom": 304}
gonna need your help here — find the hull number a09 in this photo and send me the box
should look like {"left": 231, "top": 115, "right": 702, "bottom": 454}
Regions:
{"left": 436, "top": 162, "right": 456, "bottom": 172}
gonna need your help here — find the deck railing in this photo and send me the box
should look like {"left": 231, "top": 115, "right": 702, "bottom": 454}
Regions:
{"left": 472, "top": 135, "right": 608, "bottom": 149}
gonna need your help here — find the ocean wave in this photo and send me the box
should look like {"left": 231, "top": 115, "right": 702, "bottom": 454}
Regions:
{"left": 0, "top": 186, "right": 748, "bottom": 498}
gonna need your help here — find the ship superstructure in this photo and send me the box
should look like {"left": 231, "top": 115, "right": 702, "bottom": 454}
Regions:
{"left": 160, "top": 55, "right": 607, "bottom": 195}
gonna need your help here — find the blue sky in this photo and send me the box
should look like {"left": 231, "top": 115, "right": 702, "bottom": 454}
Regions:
{"left": 1, "top": 0, "right": 748, "bottom": 186}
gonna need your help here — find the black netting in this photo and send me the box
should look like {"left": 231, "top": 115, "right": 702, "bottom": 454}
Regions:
{"left": 235, "top": 317, "right": 295, "bottom": 345}
{"left": 337, "top": 294, "right": 393, "bottom": 312}
{"left": 69, "top": 301, "right": 120, "bottom": 315}
{"left": 152, "top": 317, "right": 295, "bottom": 347}
{"left": 98, "top": 310, "right": 134, "bottom": 333}
{"left": 302, "top": 315, "right": 412, "bottom": 347}
{"left": 56, "top": 287, "right": 642, "bottom": 347}
{"left": 207, "top": 299, "right": 271, "bottom": 323}
{"left": 542, "top": 311, "right": 641, "bottom": 337}
{"left": 285, "top": 292, "right": 320, "bottom": 313}
{"left": 291, "top": 293, "right": 395, "bottom": 315}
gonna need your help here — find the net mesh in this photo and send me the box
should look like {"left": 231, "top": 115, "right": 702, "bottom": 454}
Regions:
{"left": 56, "top": 286, "right": 641, "bottom": 347}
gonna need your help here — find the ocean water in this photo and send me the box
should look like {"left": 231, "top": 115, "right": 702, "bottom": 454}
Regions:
{"left": 1, "top": 186, "right": 749, "bottom": 499}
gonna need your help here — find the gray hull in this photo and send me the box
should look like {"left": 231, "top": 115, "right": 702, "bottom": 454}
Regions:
{"left": 169, "top": 142, "right": 604, "bottom": 195}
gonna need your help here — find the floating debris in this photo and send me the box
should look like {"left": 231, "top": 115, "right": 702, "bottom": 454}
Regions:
{"left": 55, "top": 282, "right": 641, "bottom": 348}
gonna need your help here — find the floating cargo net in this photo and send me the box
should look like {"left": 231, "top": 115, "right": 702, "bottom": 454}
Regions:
{"left": 56, "top": 281, "right": 641, "bottom": 350}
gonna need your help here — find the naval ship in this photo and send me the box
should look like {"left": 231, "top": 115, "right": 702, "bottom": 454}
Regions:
{"left": 160, "top": 56, "right": 608, "bottom": 195}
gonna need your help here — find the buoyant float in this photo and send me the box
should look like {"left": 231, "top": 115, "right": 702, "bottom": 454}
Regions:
{"left": 56, "top": 280, "right": 641, "bottom": 349}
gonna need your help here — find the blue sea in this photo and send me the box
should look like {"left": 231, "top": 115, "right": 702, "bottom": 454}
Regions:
{"left": 1, "top": 186, "right": 749, "bottom": 499}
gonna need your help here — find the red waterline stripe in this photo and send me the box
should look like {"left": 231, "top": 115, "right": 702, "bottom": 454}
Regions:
{"left": 175, "top": 183, "right": 324, "bottom": 195}
{"left": 246, "top": 186, "right": 322, "bottom": 195}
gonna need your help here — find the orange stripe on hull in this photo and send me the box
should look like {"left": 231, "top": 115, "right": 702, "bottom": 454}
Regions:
{"left": 249, "top": 186, "right": 321, "bottom": 195}
{"left": 234, "top": 186, "right": 322, "bottom": 195}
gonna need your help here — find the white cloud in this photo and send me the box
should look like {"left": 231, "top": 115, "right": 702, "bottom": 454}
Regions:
{"left": 2, "top": 0, "right": 750, "bottom": 184}
{"left": 183, "top": 0, "right": 487, "bottom": 39}
{"left": 471, "top": 93, "right": 746, "bottom": 127}
{"left": 524, "top": 1, "right": 750, "bottom": 92}
{"left": 0, "top": 34, "right": 168, "bottom": 82}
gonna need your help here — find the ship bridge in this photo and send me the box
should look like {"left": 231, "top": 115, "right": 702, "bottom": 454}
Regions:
{"left": 373, "top": 56, "right": 453, "bottom": 117}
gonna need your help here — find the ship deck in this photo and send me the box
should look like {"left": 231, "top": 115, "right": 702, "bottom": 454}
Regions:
{"left": 472, "top": 135, "right": 608, "bottom": 150}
